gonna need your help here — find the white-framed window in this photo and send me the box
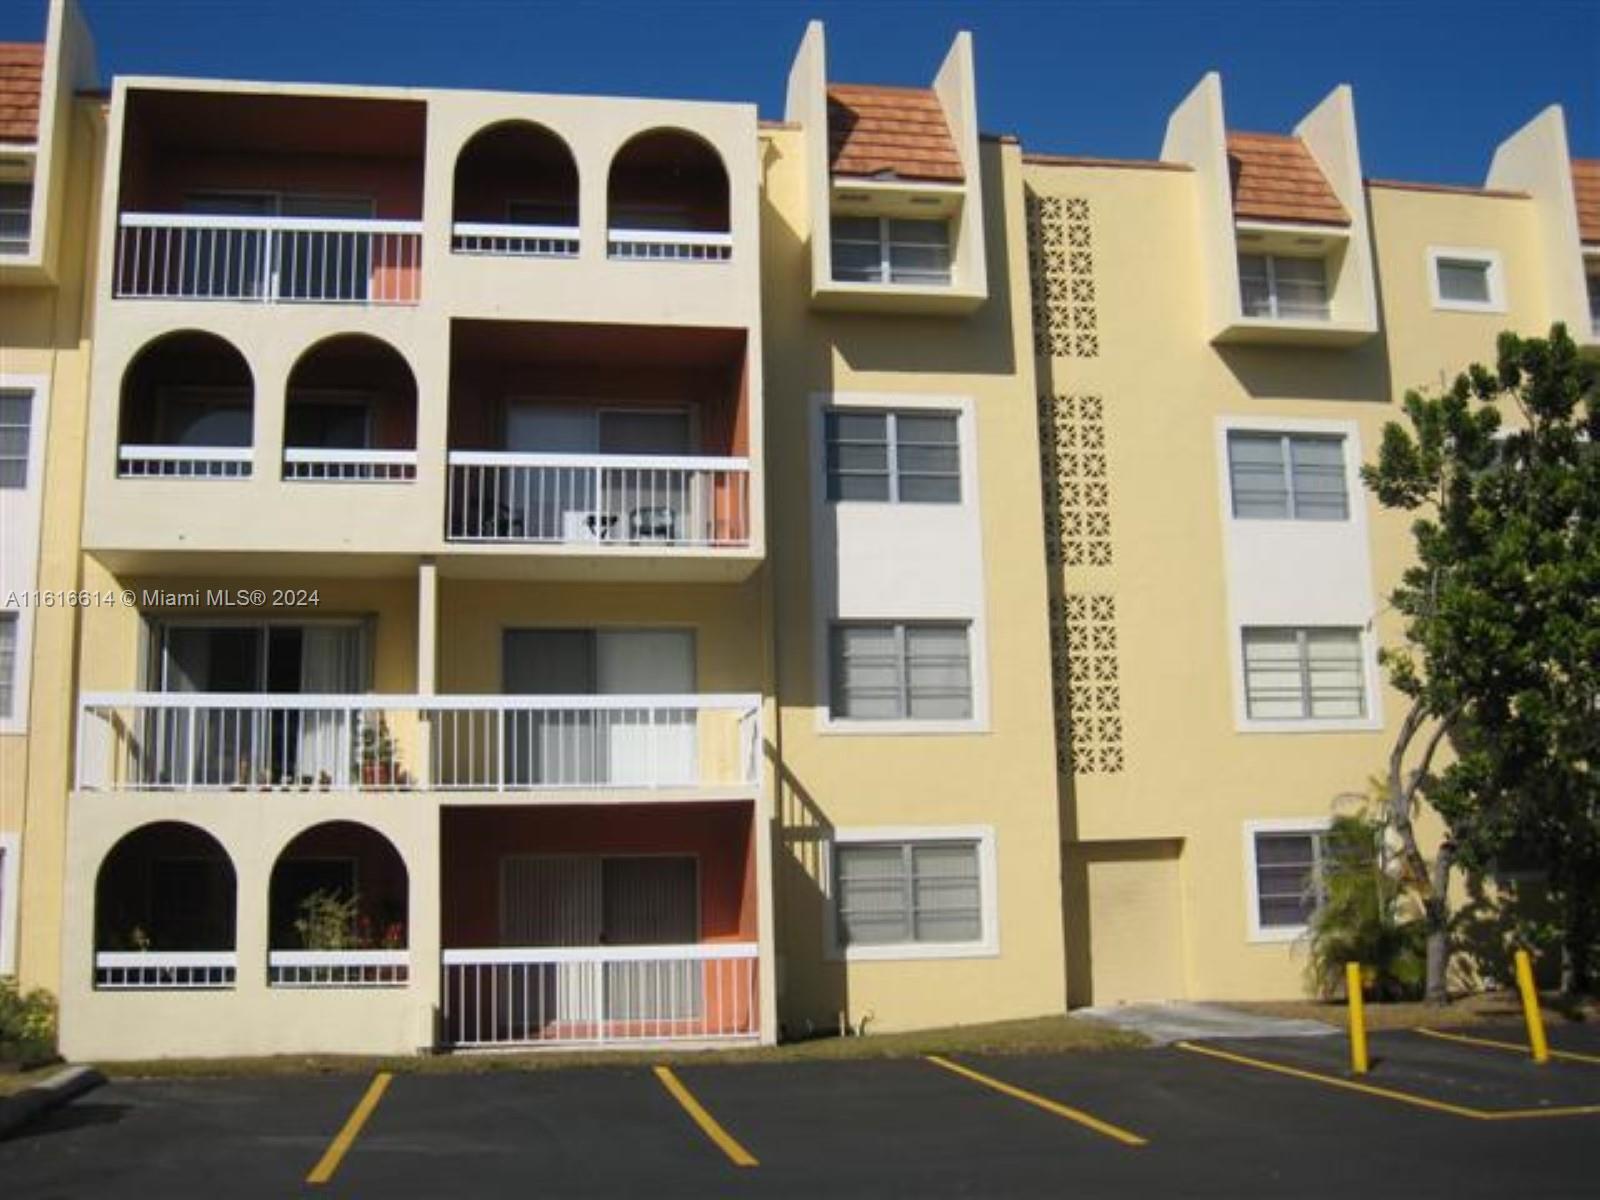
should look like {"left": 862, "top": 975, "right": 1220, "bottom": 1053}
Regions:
{"left": 831, "top": 216, "right": 952, "bottom": 286}
{"left": 830, "top": 622, "right": 972, "bottom": 721}
{"left": 826, "top": 826, "right": 998, "bottom": 960}
{"left": 1238, "top": 253, "right": 1330, "bottom": 321}
{"left": 0, "top": 831, "right": 18, "bottom": 975}
{"left": 1242, "top": 626, "right": 1367, "bottom": 721}
{"left": 1226, "top": 431, "right": 1349, "bottom": 521}
{"left": 0, "top": 388, "right": 31, "bottom": 489}
{"left": 0, "top": 180, "right": 31, "bottom": 255}
{"left": 824, "top": 409, "right": 960, "bottom": 503}
{"left": 0, "top": 612, "right": 16, "bottom": 720}
{"left": 1427, "top": 246, "right": 1506, "bottom": 313}
{"left": 1244, "top": 820, "right": 1331, "bottom": 941}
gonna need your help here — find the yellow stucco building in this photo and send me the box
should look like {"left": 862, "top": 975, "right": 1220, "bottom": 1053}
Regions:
{"left": 1, "top": 7, "right": 1594, "bottom": 1058}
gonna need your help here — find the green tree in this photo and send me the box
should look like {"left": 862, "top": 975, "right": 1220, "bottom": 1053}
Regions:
{"left": 1362, "top": 324, "right": 1599, "bottom": 999}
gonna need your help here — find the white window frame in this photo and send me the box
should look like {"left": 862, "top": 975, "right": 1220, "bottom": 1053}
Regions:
{"left": 1243, "top": 818, "right": 1331, "bottom": 943}
{"left": 1240, "top": 625, "right": 1369, "bottom": 723}
{"left": 0, "top": 175, "right": 32, "bottom": 258}
{"left": 0, "top": 373, "right": 49, "bottom": 734}
{"left": 1237, "top": 252, "right": 1332, "bottom": 322}
{"left": 1225, "top": 430, "right": 1351, "bottom": 522}
{"left": 1426, "top": 246, "right": 1506, "bottom": 314}
{"left": 0, "top": 831, "right": 19, "bottom": 974}
{"left": 824, "top": 408, "right": 962, "bottom": 505}
{"left": 1214, "top": 415, "right": 1383, "bottom": 735}
{"left": 827, "top": 620, "right": 974, "bottom": 722}
{"left": 830, "top": 215, "right": 953, "bottom": 287}
{"left": 823, "top": 825, "right": 999, "bottom": 962}
{"left": 811, "top": 392, "right": 990, "bottom": 736}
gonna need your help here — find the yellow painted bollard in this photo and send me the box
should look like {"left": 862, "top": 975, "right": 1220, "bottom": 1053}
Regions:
{"left": 1346, "top": 962, "right": 1369, "bottom": 1075}
{"left": 1513, "top": 948, "right": 1550, "bottom": 1065}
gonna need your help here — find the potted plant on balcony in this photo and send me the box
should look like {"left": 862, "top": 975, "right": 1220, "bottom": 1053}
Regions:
{"left": 295, "top": 889, "right": 363, "bottom": 951}
{"left": 354, "top": 717, "right": 409, "bottom": 787}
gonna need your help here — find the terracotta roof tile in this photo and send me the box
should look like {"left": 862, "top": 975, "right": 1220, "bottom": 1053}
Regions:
{"left": 0, "top": 42, "right": 44, "bottom": 143}
{"left": 1573, "top": 158, "right": 1600, "bottom": 245}
{"left": 827, "top": 84, "right": 964, "bottom": 184}
{"left": 1227, "top": 131, "right": 1348, "bottom": 227}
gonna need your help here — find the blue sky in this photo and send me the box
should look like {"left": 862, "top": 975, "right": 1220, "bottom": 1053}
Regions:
{"left": 5, "top": 0, "right": 1596, "bottom": 184}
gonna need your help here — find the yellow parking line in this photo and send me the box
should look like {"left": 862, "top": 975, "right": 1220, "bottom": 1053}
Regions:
{"left": 653, "top": 1065, "right": 758, "bottom": 1167}
{"left": 307, "top": 1071, "right": 393, "bottom": 1185}
{"left": 1177, "top": 1041, "right": 1600, "bottom": 1122}
{"left": 1175, "top": 1041, "right": 1487, "bottom": 1120}
{"left": 1417, "top": 1026, "right": 1600, "bottom": 1066}
{"left": 924, "top": 1054, "right": 1147, "bottom": 1147}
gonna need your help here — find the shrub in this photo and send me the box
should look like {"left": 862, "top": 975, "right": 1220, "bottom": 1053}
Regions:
{"left": 294, "top": 889, "right": 363, "bottom": 951}
{"left": 1306, "top": 813, "right": 1428, "bottom": 1001}
{"left": 0, "top": 977, "right": 58, "bottom": 1062}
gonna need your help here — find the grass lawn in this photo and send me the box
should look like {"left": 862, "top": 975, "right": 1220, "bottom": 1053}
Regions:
{"left": 1226, "top": 989, "right": 1600, "bottom": 1032}
{"left": 99, "top": 1014, "right": 1145, "bottom": 1082}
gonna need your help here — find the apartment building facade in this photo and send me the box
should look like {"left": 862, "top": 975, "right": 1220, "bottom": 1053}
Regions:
{"left": 0, "top": 4, "right": 1593, "bottom": 1058}
{"left": 0, "top": 0, "right": 98, "bottom": 990}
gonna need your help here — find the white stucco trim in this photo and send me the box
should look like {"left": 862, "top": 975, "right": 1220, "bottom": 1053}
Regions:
{"left": 1242, "top": 817, "right": 1331, "bottom": 944}
{"left": 0, "top": 831, "right": 20, "bottom": 975}
{"left": 0, "top": 372, "right": 51, "bottom": 734}
{"left": 822, "top": 824, "right": 1000, "bottom": 962}
{"left": 808, "top": 390, "right": 991, "bottom": 736}
{"left": 1214, "top": 415, "right": 1383, "bottom": 735}
{"left": 1426, "top": 245, "right": 1507, "bottom": 314}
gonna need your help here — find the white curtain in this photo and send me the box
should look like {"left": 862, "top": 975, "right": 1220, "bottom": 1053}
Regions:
{"left": 297, "top": 626, "right": 365, "bottom": 785}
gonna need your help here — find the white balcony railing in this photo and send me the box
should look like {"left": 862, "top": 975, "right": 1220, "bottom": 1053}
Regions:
{"left": 94, "top": 951, "right": 237, "bottom": 990}
{"left": 451, "top": 221, "right": 579, "bottom": 258}
{"left": 268, "top": 950, "right": 410, "bottom": 988}
{"left": 114, "top": 212, "right": 423, "bottom": 304}
{"left": 446, "top": 452, "right": 751, "bottom": 547}
{"left": 119, "top": 444, "right": 253, "bottom": 479}
{"left": 442, "top": 943, "right": 758, "bottom": 1047}
{"left": 607, "top": 228, "right": 732, "bottom": 262}
{"left": 283, "top": 447, "right": 418, "bottom": 482}
{"left": 75, "top": 692, "right": 762, "bottom": 794}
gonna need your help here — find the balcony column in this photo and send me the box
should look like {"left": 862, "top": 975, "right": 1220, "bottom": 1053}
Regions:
{"left": 417, "top": 557, "right": 437, "bottom": 695}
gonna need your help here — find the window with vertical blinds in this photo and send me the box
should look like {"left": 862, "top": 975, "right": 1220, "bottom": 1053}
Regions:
{"left": 1242, "top": 627, "right": 1366, "bottom": 720}
{"left": 1226, "top": 431, "right": 1348, "bottom": 520}
{"left": 835, "top": 840, "right": 983, "bottom": 947}
{"left": 830, "top": 622, "right": 972, "bottom": 720}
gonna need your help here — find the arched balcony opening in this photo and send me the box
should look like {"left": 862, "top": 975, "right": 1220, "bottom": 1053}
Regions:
{"left": 452, "top": 121, "right": 580, "bottom": 257}
{"left": 118, "top": 331, "right": 254, "bottom": 478}
{"left": 284, "top": 334, "right": 418, "bottom": 482}
{"left": 607, "top": 129, "right": 731, "bottom": 261}
{"left": 94, "top": 822, "right": 237, "bottom": 988}
{"left": 268, "top": 821, "right": 410, "bottom": 987}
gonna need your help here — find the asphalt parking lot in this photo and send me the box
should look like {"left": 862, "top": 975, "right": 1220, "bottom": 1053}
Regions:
{"left": 1, "top": 1022, "right": 1595, "bottom": 1198}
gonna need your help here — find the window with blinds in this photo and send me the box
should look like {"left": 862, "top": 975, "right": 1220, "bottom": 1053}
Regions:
{"left": 1242, "top": 627, "right": 1366, "bottom": 720}
{"left": 835, "top": 840, "right": 983, "bottom": 947}
{"left": 824, "top": 409, "right": 960, "bottom": 504}
{"left": 0, "top": 389, "right": 32, "bottom": 490}
{"left": 1237, "top": 253, "right": 1330, "bottom": 320}
{"left": 1226, "top": 431, "right": 1349, "bottom": 521}
{"left": 830, "top": 622, "right": 972, "bottom": 721}
{"left": 1251, "top": 829, "right": 1328, "bottom": 930}
{"left": 831, "top": 216, "right": 952, "bottom": 286}
{"left": 0, "top": 613, "right": 17, "bottom": 720}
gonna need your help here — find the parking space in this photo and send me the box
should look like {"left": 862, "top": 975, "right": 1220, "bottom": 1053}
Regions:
{"left": 0, "top": 1024, "right": 1595, "bottom": 1198}
{"left": 1182, "top": 1026, "right": 1600, "bottom": 1115}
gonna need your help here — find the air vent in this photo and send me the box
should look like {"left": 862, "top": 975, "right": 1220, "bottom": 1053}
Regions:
{"left": 1237, "top": 231, "right": 1262, "bottom": 243}
{"left": 836, "top": 191, "right": 870, "bottom": 203}
{"left": 909, "top": 196, "right": 941, "bottom": 207}
{"left": 1294, "top": 236, "right": 1324, "bottom": 247}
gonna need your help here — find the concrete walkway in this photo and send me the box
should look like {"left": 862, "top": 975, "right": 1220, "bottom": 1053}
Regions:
{"left": 1072, "top": 1002, "right": 1336, "bottom": 1045}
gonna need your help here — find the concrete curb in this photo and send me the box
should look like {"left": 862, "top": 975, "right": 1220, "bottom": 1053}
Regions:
{"left": 0, "top": 1065, "right": 107, "bottom": 1139}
